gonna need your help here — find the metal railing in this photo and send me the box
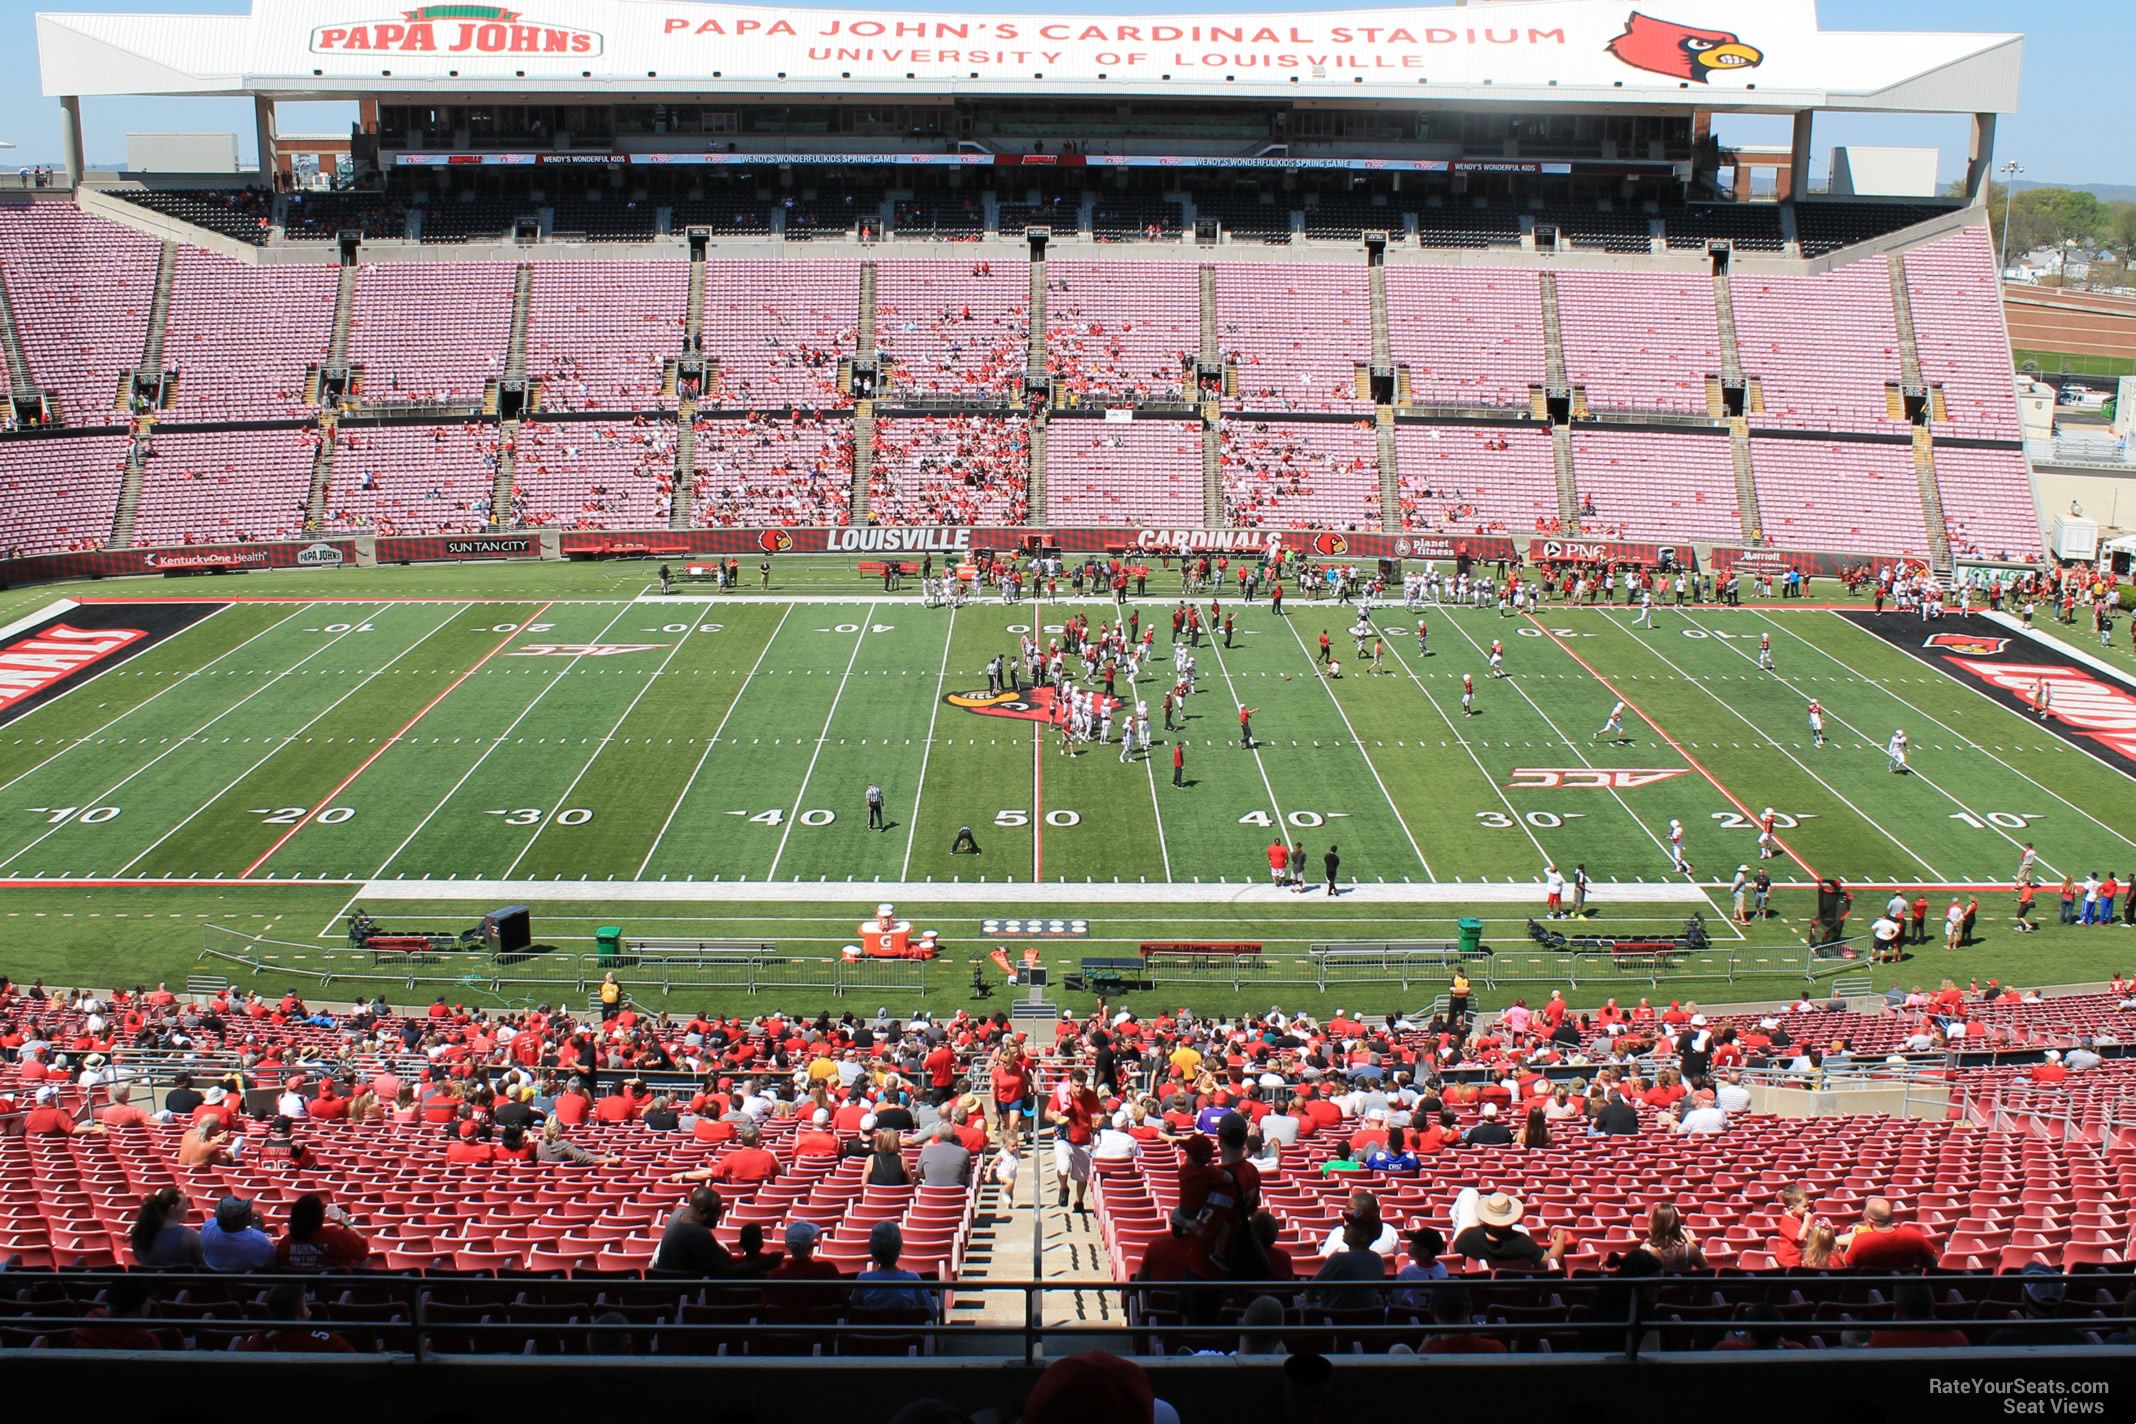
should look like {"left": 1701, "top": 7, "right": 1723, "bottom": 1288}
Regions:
{"left": 0, "top": 1269, "right": 2125, "bottom": 1363}
{"left": 199, "top": 926, "right": 933, "bottom": 1000}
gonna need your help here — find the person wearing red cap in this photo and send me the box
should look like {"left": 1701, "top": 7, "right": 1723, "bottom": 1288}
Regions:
{"left": 1023, "top": 1351, "right": 1175, "bottom": 1424}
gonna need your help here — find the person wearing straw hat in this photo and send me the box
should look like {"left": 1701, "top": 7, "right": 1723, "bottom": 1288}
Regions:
{"left": 1450, "top": 1191, "right": 1570, "bottom": 1270}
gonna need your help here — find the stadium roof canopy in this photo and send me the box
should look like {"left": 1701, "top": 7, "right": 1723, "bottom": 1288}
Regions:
{"left": 37, "top": 0, "right": 2022, "bottom": 113}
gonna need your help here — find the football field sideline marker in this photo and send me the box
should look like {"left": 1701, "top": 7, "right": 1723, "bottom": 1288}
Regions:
{"left": 113, "top": 604, "right": 470, "bottom": 879}
{"left": 239, "top": 601, "right": 556, "bottom": 877}
{"left": 0, "top": 604, "right": 395, "bottom": 877}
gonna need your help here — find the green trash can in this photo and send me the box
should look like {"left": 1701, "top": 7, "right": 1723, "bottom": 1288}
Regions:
{"left": 1456, "top": 918, "right": 1484, "bottom": 956}
{"left": 595, "top": 926, "right": 623, "bottom": 966}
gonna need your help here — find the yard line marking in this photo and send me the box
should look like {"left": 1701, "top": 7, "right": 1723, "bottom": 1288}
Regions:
{"left": 899, "top": 604, "right": 958, "bottom": 882}
{"left": 1582, "top": 615, "right": 1938, "bottom": 881}
{"left": 240, "top": 602, "right": 556, "bottom": 877}
{"left": 1200, "top": 630, "right": 1290, "bottom": 849}
{"left": 1275, "top": 616, "right": 1433, "bottom": 878}
{"left": 0, "top": 605, "right": 394, "bottom": 876}
{"left": 112, "top": 605, "right": 469, "bottom": 877}
{"left": 355, "top": 601, "right": 641, "bottom": 879}
{"left": 637, "top": 604, "right": 794, "bottom": 879}
{"left": 1738, "top": 610, "right": 2090, "bottom": 877}
{"left": 1785, "top": 611, "right": 2128, "bottom": 869}
{"left": 767, "top": 604, "right": 877, "bottom": 882}
{"left": 0, "top": 604, "right": 297, "bottom": 801}
{"left": 1379, "top": 634, "right": 1550, "bottom": 866}
{"left": 501, "top": 609, "right": 709, "bottom": 881}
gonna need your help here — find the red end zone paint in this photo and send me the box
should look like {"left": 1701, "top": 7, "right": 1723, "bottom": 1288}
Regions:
{"left": 239, "top": 602, "right": 556, "bottom": 876}
{"left": 1520, "top": 612, "right": 1822, "bottom": 880}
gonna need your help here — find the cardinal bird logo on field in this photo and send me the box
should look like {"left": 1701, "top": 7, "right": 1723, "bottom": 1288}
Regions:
{"left": 1310, "top": 532, "right": 1350, "bottom": 558}
{"left": 1606, "top": 12, "right": 1764, "bottom": 83}
{"left": 756, "top": 529, "right": 795, "bottom": 553}
{"left": 1922, "top": 633, "right": 2010, "bottom": 656}
{"left": 944, "top": 687, "right": 1061, "bottom": 722}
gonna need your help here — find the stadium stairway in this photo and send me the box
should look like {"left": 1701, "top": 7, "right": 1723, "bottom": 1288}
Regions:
{"left": 108, "top": 430, "right": 146, "bottom": 548}
{"left": 1886, "top": 262, "right": 1954, "bottom": 568}
{"left": 305, "top": 415, "right": 336, "bottom": 531}
{"left": 1029, "top": 410, "right": 1048, "bottom": 518}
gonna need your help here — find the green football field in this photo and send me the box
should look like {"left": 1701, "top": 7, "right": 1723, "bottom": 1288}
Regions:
{"left": 2, "top": 558, "right": 2134, "bottom": 1013}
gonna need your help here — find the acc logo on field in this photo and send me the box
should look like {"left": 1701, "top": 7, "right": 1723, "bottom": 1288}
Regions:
{"left": 1922, "top": 634, "right": 2008, "bottom": 656}
{"left": 509, "top": 643, "right": 671, "bottom": 657}
{"left": 1311, "top": 532, "right": 1350, "bottom": 558}
{"left": 757, "top": 529, "right": 795, "bottom": 553}
{"left": 1508, "top": 768, "right": 1689, "bottom": 790}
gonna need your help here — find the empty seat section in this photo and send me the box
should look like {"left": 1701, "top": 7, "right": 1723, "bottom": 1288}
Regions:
{"left": 870, "top": 416, "right": 1029, "bottom": 525}
{"left": 701, "top": 260, "right": 857, "bottom": 408}
{"left": 692, "top": 414, "right": 854, "bottom": 527}
{"left": 510, "top": 420, "right": 674, "bottom": 529}
{"left": 1905, "top": 229, "right": 2023, "bottom": 440}
{"left": 0, "top": 206, "right": 157, "bottom": 426}
{"left": 163, "top": 249, "right": 336, "bottom": 421}
{"left": 1218, "top": 418, "right": 1379, "bottom": 529}
{"left": 133, "top": 428, "right": 316, "bottom": 546}
{"left": 1394, "top": 425, "right": 1557, "bottom": 535}
{"left": 324, "top": 423, "right": 501, "bottom": 535}
{"left": 1567, "top": 430, "right": 1741, "bottom": 543}
{"left": 524, "top": 262, "right": 687, "bottom": 412}
{"left": 1747, "top": 437, "right": 1930, "bottom": 556}
{"left": 1045, "top": 261, "right": 1198, "bottom": 404}
{"left": 1384, "top": 267, "right": 1543, "bottom": 411}
{"left": 1045, "top": 419, "right": 1204, "bottom": 526}
{"left": 346, "top": 263, "right": 515, "bottom": 405}
{"left": 1554, "top": 270, "right": 1720, "bottom": 416}
{"left": 875, "top": 260, "right": 1030, "bottom": 399}
{"left": 1216, "top": 264, "right": 1371, "bottom": 412}
{"left": 0, "top": 435, "right": 127, "bottom": 554}
{"left": 1732, "top": 257, "right": 1904, "bottom": 434}
{"left": 1934, "top": 447, "right": 2044, "bottom": 563}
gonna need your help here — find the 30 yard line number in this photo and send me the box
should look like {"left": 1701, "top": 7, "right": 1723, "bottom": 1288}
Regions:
{"left": 489, "top": 807, "right": 595, "bottom": 826}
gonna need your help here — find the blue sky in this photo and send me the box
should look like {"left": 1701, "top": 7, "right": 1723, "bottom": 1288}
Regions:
{"left": 1, "top": 0, "right": 2130, "bottom": 189}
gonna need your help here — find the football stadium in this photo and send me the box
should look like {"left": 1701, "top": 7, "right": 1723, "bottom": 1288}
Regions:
{"left": 0, "top": 0, "right": 2130, "bottom": 1410}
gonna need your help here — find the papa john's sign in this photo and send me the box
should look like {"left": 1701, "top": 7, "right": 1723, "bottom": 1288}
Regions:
{"left": 312, "top": 5, "right": 603, "bottom": 55}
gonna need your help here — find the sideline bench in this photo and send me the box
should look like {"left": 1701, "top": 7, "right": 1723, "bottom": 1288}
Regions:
{"left": 1138, "top": 942, "right": 1262, "bottom": 971}
{"left": 1069, "top": 956, "right": 1152, "bottom": 994}
{"left": 619, "top": 938, "right": 780, "bottom": 967}
{"left": 1309, "top": 942, "right": 1476, "bottom": 964}
{"left": 858, "top": 561, "right": 920, "bottom": 580}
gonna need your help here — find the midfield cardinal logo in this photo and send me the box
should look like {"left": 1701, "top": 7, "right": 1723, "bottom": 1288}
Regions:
{"left": 1310, "top": 532, "right": 1350, "bottom": 558}
{"left": 1606, "top": 12, "right": 1763, "bottom": 83}
{"left": 944, "top": 686, "right": 1061, "bottom": 723}
{"left": 756, "top": 529, "right": 795, "bottom": 553}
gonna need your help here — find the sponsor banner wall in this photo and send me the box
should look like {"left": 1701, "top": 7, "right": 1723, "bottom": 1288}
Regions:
{"left": 554, "top": 527, "right": 1520, "bottom": 562}
{"left": 377, "top": 534, "right": 543, "bottom": 562}
{"left": 1708, "top": 546, "right": 1881, "bottom": 579}
{"left": 0, "top": 601, "right": 228, "bottom": 728}
{"left": 0, "top": 540, "right": 362, "bottom": 587}
{"left": 1841, "top": 612, "right": 2136, "bottom": 780}
{"left": 1527, "top": 537, "right": 1696, "bottom": 571}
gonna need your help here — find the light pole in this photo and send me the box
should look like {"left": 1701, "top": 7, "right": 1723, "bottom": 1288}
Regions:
{"left": 1997, "top": 160, "right": 2023, "bottom": 275}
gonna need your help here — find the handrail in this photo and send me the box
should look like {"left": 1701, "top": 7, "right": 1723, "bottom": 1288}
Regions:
{"left": 0, "top": 1268, "right": 2125, "bottom": 1363}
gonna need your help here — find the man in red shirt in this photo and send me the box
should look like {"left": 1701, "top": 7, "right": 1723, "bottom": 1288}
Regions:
{"left": 1841, "top": 1198, "right": 1939, "bottom": 1272}
{"left": 682, "top": 1120, "right": 780, "bottom": 1185}
{"left": 1051, "top": 1069, "right": 1102, "bottom": 1212}
{"left": 2030, "top": 1051, "right": 2068, "bottom": 1084}
{"left": 923, "top": 1041, "right": 958, "bottom": 1103}
{"left": 1267, "top": 839, "right": 1291, "bottom": 887}
{"left": 24, "top": 1086, "right": 105, "bottom": 1137}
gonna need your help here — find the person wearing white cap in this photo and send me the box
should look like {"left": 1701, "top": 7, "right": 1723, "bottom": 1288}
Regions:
{"left": 1462, "top": 1102, "right": 1514, "bottom": 1147}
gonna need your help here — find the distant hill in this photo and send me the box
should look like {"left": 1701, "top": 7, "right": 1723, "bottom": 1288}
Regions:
{"left": 2025, "top": 181, "right": 2136, "bottom": 205}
